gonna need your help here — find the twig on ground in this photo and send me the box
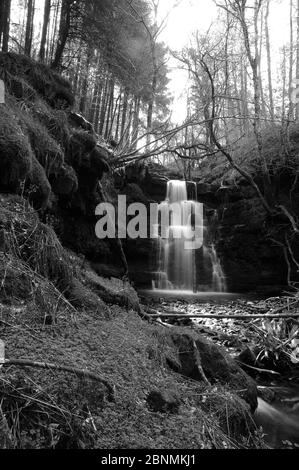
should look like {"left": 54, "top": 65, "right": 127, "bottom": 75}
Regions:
{"left": 143, "top": 310, "right": 299, "bottom": 320}
{"left": 3, "top": 359, "right": 115, "bottom": 401}
{"left": 237, "top": 361, "right": 280, "bottom": 375}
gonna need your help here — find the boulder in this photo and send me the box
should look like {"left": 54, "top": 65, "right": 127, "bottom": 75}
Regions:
{"left": 169, "top": 331, "right": 258, "bottom": 413}
{"left": 69, "top": 112, "right": 94, "bottom": 132}
{"left": 146, "top": 389, "right": 181, "bottom": 414}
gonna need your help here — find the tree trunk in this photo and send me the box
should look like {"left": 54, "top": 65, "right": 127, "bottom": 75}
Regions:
{"left": 0, "top": 2, "right": 3, "bottom": 47}
{"left": 104, "top": 78, "right": 115, "bottom": 140}
{"left": 24, "top": 0, "right": 35, "bottom": 56}
{"left": 281, "top": 46, "right": 291, "bottom": 161}
{"left": 39, "top": 0, "right": 51, "bottom": 62}
{"left": 1, "top": 0, "right": 11, "bottom": 52}
{"left": 89, "top": 57, "right": 103, "bottom": 126}
{"left": 288, "top": 0, "right": 294, "bottom": 121}
{"left": 93, "top": 81, "right": 103, "bottom": 133}
{"left": 235, "top": 0, "right": 273, "bottom": 205}
{"left": 108, "top": 92, "right": 120, "bottom": 140}
{"left": 120, "top": 89, "right": 128, "bottom": 140}
{"left": 126, "top": 99, "right": 134, "bottom": 146}
{"left": 258, "top": 7, "right": 267, "bottom": 119}
{"left": 146, "top": 70, "right": 157, "bottom": 149}
{"left": 98, "top": 73, "right": 109, "bottom": 136}
{"left": 79, "top": 49, "right": 93, "bottom": 115}
{"left": 115, "top": 91, "right": 122, "bottom": 143}
{"left": 52, "top": 0, "right": 73, "bottom": 69}
{"left": 131, "top": 96, "right": 141, "bottom": 149}
{"left": 282, "top": 46, "right": 287, "bottom": 122}
{"left": 72, "top": 48, "right": 82, "bottom": 95}
{"left": 48, "top": 0, "right": 59, "bottom": 62}
{"left": 265, "top": 0, "right": 275, "bottom": 120}
{"left": 296, "top": 0, "right": 299, "bottom": 120}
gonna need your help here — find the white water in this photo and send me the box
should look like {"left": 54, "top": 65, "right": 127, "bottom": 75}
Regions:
{"left": 255, "top": 397, "right": 299, "bottom": 446}
{"left": 152, "top": 180, "right": 227, "bottom": 293}
{"left": 203, "top": 245, "right": 227, "bottom": 293}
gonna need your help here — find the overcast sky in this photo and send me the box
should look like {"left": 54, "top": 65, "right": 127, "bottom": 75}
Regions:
{"left": 157, "top": 0, "right": 290, "bottom": 122}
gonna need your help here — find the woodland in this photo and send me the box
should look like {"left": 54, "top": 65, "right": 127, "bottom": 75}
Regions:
{"left": 1, "top": 0, "right": 299, "bottom": 451}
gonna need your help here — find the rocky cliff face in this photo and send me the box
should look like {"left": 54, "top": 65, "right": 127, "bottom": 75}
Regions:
{"left": 196, "top": 180, "right": 299, "bottom": 294}
{"left": 118, "top": 161, "right": 299, "bottom": 294}
{"left": 0, "top": 52, "right": 116, "bottom": 268}
{"left": 112, "top": 162, "right": 181, "bottom": 287}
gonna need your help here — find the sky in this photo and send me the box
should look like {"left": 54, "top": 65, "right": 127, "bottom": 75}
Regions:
{"left": 156, "top": 0, "right": 291, "bottom": 123}
{"left": 157, "top": 0, "right": 217, "bottom": 122}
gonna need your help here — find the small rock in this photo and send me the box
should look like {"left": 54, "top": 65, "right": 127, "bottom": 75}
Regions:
{"left": 146, "top": 390, "right": 181, "bottom": 414}
{"left": 257, "top": 386, "right": 276, "bottom": 403}
{"left": 238, "top": 347, "right": 257, "bottom": 367}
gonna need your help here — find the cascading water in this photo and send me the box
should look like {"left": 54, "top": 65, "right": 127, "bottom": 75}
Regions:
{"left": 255, "top": 397, "right": 299, "bottom": 447}
{"left": 152, "top": 181, "right": 197, "bottom": 291}
{"left": 152, "top": 180, "right": 227, "bottom": 293}
{"left": 203, "top": 245, "right": 227, "bottom": 293}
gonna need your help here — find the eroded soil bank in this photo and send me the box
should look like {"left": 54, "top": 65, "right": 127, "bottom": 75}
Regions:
{"left": 0, "top": 298, "right": 260, "bottom": 449}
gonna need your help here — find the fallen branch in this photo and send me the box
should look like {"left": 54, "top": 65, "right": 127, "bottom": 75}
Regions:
{"left": 144, "top": 311, "right": 299, "bottom": 320}
{"left": 140, "top": 309, "right": 174, "bottom": 328}
{"left": 3, "top": 359, "right": 114, "bottom": 401}
{"left": 278, "top": 205, "right": 299, "bottom": 234}
{"left": 237, "top": 361, "right": 280, "bottom": 376}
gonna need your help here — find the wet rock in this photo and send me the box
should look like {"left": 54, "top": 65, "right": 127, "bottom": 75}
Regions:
{"left": 255, "top": 397, "right": 299, "bottom": 447}
{"left": 194, "top": 161, "right": 299, "bottom": 293}
{"left": 69, "top": 112, "right": 94, "bottom": 132}
{"left": 120, "top": 161, "right": 181, "bottom": 203}
{"left": 170, "top": 331, "right": 258, "bottom": 413}
{"left": 257, "top": 387, "right": 276, "bottom": 404}
{"left": 238, "top": 347, "right": 258, "bottom": 368}
{"left": 196, "top": 183, "right": 219, "bottom": 207}
{"left": 146, "top": 389, "right": 181, "bottom": 414}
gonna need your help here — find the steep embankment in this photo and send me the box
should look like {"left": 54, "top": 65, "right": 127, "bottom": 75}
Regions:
{"left": 0, "top": 52, "right": 114, "bottom": 264}
{"left": 0, "top": 196, "right": 260, "bottom": 449}
{"left": 0, "top": 54, "right": 261, "bottom": 449}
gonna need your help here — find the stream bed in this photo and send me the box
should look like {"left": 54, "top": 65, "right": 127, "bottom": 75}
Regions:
{"left": 140, "top": 292, "right": 299, "bottom": 448}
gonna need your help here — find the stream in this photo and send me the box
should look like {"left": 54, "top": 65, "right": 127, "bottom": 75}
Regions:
{"left": 256, "top": 388, "right": 299, "bottom": 448}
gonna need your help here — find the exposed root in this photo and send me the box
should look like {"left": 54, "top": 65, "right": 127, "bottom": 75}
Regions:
{"left": 3, "top": 359, "right": 115, "bottom": 402}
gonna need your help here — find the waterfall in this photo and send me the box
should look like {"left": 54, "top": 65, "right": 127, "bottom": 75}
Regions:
{"left": 204, "top": 244, "right": 227, "bottom": 293}
{"left": 152, "top": 180, "right": 227, "bottom": 293}
{"left": 152, "top": 181, "right": 198, "bottom": 291}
